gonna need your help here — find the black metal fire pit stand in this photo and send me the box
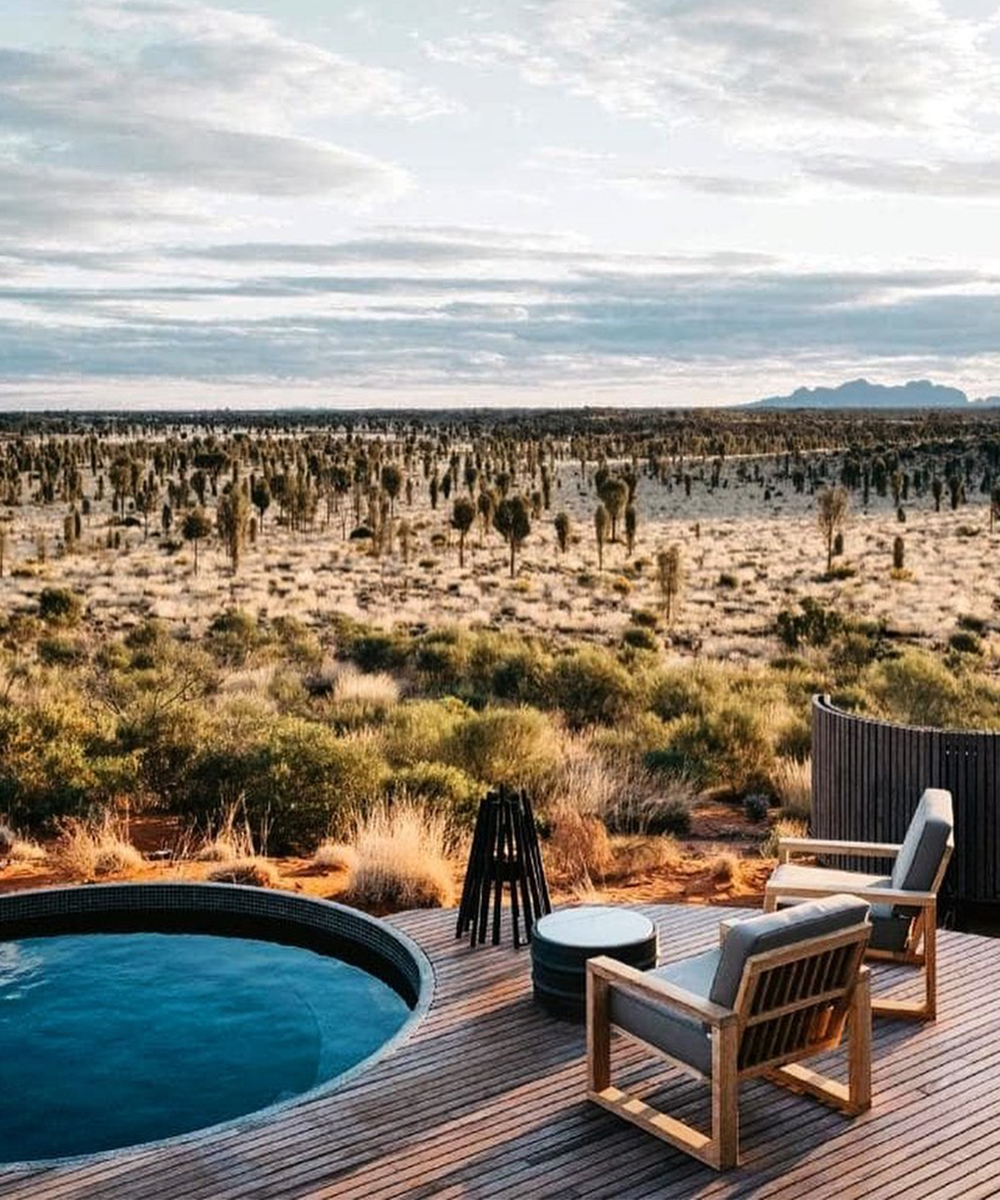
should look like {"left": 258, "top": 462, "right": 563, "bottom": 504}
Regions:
{"left": 456, "top": 786, "right": 551, "bottom": 948}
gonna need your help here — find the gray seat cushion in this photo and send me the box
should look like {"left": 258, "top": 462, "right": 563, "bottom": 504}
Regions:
{"left": 891, "top": 788, "right": 954, "bottom": 893}
{"left": 710, "top": 894, "right": 871, "bottom": 1009}
{"left": 609, "top": 949, "right": 718, "bottom": 1076}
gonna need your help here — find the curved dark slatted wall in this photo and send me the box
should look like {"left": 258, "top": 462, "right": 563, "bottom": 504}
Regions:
{"left": 811, "top": 695, "right": 1000, "bottom": 908}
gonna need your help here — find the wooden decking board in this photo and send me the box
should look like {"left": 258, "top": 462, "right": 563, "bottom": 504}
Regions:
{"left": 2, "top": 905, "right": 999, "bottom": 1199}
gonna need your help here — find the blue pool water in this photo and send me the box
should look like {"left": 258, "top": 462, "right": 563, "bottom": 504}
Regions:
{"left": 0, "top": 932, "right": 410, "bottom": 1161}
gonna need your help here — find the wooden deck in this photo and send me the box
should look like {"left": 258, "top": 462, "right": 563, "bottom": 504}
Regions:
{"left": 3, "top": 903, "right": 1000, "bottom": 1199}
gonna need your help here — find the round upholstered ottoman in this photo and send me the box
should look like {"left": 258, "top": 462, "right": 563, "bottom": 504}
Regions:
{"left": 531, "top": 906, "right": 658, "bottom": 1019}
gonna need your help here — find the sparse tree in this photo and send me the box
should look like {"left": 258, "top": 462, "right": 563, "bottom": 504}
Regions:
{"left": 554, "top": 510, "right": 570, "bottom": 554}
{"left": 932, "top": 477, "right": 943, "bottom": 512}
{"left": 381, "top": 464, "right": 403, "bottom": 516}
{"left": 597, "top": 476, "right": 629, "bottom": 541}
{"left": 251, "top": 477, "right": 271, "bottom": 531}
{"left": 817, "top": 485, "right": 849, "bottom": 574}
{"left": 656, "top": 545, "right": 683, "bottom": 623}
{"left": 594, "top": 503, "right": 609, "bottom": 570}
{"left": 493, "top": 494, "right": 531, "bottom": 579}
{"left": 451, "top": 496, "right": 476, "bottom": 568}
{"left": 182, "top": 509, "right": 212, "bottom": 575}
{"left": 893, "top": 535, "right": 905, "bottom": 572}
{"left": 217, "top": 483, "right": 250, "bottom": 573}
{"left": 624, "top": 504, "right": 637, "bottom": 556}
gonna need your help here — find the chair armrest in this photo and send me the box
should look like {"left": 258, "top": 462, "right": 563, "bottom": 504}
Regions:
{"left": 588, "top": 955, "right": 736, "bottom": 1028}
{"left": 778, "top": 837, "right": 901, "bottom": 863}
{"left": 718, "top": 918, "right": 739, "bottom": 944}
{"left": 766, "top": 881, "right": 937, "bottom": 907}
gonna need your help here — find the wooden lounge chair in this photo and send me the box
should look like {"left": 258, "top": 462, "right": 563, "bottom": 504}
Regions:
{"left": 765, "top": 787, "right": 954, "bottom": 1021}
{"left": 586, "top": 896, "right": 872, "bottom": 1171}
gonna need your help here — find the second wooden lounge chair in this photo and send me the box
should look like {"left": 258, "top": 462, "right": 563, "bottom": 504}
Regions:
{"left": 587, "top": 895, "right": 872, "bottom": 1171}
{"left": 765, "top": 787, "right": 954, "bottom": 1021}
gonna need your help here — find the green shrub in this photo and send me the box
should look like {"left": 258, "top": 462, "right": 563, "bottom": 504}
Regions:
{"left": 948, "top": 630, "right": 983, "bottom": 656}
{"left": 646, "top": 668, "right": 714, "bottom": 722}
{"left": 775, "top": 597, "right": 843, "bottom": 649}
{"left": 862, "top": 649, "right": 1000, "bottom": 729}
{"left": 387, "top": 761, "right": 484, "bottom": 829}
{"left": 37, "top": 636, "right": 87, "bottom": 666}
{"left": 546, "top": 647, "right": 636, "bottom": 728}
{"left": 206, "top": 608, "right": 262, "bottom": 666}
{"left": 622, "top": 626, "right": 659, "bottom": 651}
{"left": 382, "top": 699, "right": 469, "bottom": 767}
{"left": 37, "top": 588, "right": 83, "bottom": 626}
{"left": 180, "top": 716, "right": 388, "bottom": 852}
{"left": 660, "top": 701, "right": 775, "bottom": 793}
{"left": 443, "top": 707, "right": 558, "bottom": 788}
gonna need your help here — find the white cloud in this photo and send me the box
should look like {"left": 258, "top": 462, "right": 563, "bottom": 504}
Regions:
{"left": 428, "top": 0, "right": 996, "bottom": 142}
{"left": 0, "top": 1, "right": 449, "bottom": 242}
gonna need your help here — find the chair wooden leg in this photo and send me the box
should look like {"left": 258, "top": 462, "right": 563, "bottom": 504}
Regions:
{"left": 711, "top": 1022, "right": 739, "bottom": 1169}
{"left": 871, "top": 902, "right": 937, "bottom": 1022}
{"left": 847, "top": 968, "right": 872, "bottom": 1113}
{"left": 587, "top": 969, "right": 611, "bottom": 1094}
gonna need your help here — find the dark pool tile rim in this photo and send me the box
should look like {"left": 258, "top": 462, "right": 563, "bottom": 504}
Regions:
{"left": 0, "top": 882, "right": 435, "bottom": 1173}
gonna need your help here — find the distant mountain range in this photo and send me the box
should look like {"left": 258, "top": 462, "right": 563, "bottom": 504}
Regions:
{"left": 748, "top": 379, "right": 1000, "bottom": 410}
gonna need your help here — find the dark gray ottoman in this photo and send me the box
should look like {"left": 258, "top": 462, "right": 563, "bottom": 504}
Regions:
{"left": 531, "top": 906, "right": 658, "bottom": 1019}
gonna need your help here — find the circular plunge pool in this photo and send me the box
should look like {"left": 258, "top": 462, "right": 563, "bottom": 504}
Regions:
{"left": 0, "top": 884, "right": 431, "bottom": 1164}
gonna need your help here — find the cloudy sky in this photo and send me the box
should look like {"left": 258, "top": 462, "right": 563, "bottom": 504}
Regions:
{"left": 2, "top": 0, "right": 1000, "bottom": 410}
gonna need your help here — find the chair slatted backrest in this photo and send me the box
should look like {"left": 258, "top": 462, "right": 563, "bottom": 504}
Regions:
{"left": 734, "top": 925, "right": 870, "bottom": 1073}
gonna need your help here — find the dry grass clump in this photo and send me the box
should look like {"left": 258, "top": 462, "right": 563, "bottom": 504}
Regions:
{"left": 771, "top": 756, "right": 812, "bottom": 819}
{"left": 610, "top": 835, "right": 683, "bottom": 880}
{"left": 57, "top": 816, "right": 144, "bottom": 880}
{"left": 311, "top": 840, "right": 358, "bottom": 874}
{"left": 708, "top": 851, "right": 741, "bottom": 885}
{"left": 193, "top": 802, "right": 257, "bottom": 861}
{"left": 341, "top": 802, "right": 455, "bottom": 911}
{"left": 332, "top": 666, "right": 401, "bottom": 709}
{"left": 205, "top": 858, "right": 279, "bottom": 887}
{"left": 760, "top": 817, "right": 808, "bottom": 860}
{"left": 0, "top": 825, "right": 47, "bottom": 865}
{"left": 546, "top": 805, "right": 614, "bottom": 884}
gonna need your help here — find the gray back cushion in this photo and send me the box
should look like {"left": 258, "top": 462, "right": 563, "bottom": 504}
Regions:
{"left": 891, "top": 788, "right": 954, "bottom": 893}
{"left": 709, "top": 895, "right": 870, "bottom": 1009}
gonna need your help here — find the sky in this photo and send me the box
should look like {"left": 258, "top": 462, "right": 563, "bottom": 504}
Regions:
{"left": 1, "top": 0, "right": 1000, "bottom": 410}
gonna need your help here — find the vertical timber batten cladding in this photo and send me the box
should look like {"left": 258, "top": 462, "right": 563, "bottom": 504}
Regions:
{"left": 811, "top": 695, "right": 1000, "bottom": 909}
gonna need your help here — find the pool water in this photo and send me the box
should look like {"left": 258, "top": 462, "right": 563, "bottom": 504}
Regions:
{"left": 0, "top": 932, "right": 410, "bottom": 1161}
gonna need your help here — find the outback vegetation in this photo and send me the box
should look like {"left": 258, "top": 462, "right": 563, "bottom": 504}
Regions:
{"left": 0, "top": 408, "right": 998, "bottom": 910}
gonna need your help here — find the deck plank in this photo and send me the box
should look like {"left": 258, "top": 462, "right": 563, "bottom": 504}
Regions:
{"left": 1, "top": 904, "right": 998, "bottom": 1199}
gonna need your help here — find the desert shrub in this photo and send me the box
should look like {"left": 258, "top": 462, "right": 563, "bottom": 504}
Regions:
{"left": 948, "top": 630, "right": 983, "bottom": 655}
{"left": 630, "top": 608, "right": 661, "bottom": 629}
{"left": 646, "top": 667, "right": 716, "bottom": 722}
{"left": 57, "top": 816, "right": 144, "bottom": 881}
{"left": 37, "top": 636, "right": 88, "bottom": 666}
{"left": 205, "top": 858, "right": 278, "bottom": 887}
{"left": 206, "top": 608, "right": 263, "bottom": 666}
{"left": 775, "top": 597, "right": 844, "bottom": 649}
{"left": 0, "top": 822, "right": 14, "bottom": 861}
{"left": 588, "top": 711, "right": 674, "bottom": 765}
{"left": 957, "top": 614, "right": 989, "bottom": 634}
{"left": 863, "top": 649, "right": 1000, "bottom": 729}
{"left": 546, "top": 806, "right": 613, "bottom": 884}
{"left": 760, "top": 816, "right": 808, "bottom": 859}
{"left": 443, "top": 706, "right": 559, "bottom": 788}
{"left": 381, "top": 699, "right": 469, "bottom": 767}
{"left": 271, "top": 615, "right": 323, "bottom": 666}
{"left": 311, "top": 841, "right": 358, "bottom": 873}
{"left": 37, "top": 587, "right": 83, "bottom": 626}
{"left": 547, "top": 646, "right": 636, "bottom": 727}
{"left": 708, "top": 851, "right": 740, "bottom": 884}
{"left": 717, "top": 572, "right": 738, "bottom": 589}
{"left": 770, "top": 756, "right": 812, "bottom": 819}
{"left": 610, "top": 787, "right": 693, "bottom": 837}
{"left": 743, "top": 793, "right": 770, "bottom": 822}
{"left": 622, "top": 626, "right": 659, "bottom": 651}
{"left": 773, "top": 711, "right": 812, "bottom": 760}
{"left": 660, "top": 700, "right": 775, "bottom": 793}
{"left": 341, "top": 803, "right": 455, "bottom": 911}
{"left": 180, "top": 715, "right": 388, "bottom": 852}
{"left": 386, "top": 761, "right": 484, "bottom": 829}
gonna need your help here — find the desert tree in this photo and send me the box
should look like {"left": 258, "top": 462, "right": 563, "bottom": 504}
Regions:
{"left": 893, "top": 535, "right": 905, "bottom": 572}
{"left": 656, "top": 545, "right": 683, "bottom": 624}
{"left": 251, "top": 477, "right": 271, "bottom": 531}
{"left": 594, "top": 502, "right": 609, "bottom": 570}
{"left": 597, "top": 475, "right": 629, "bottom": 541}
{"left": 932, "top": 477, "right": 943, "bottom": 512}
{"left": 554, "top": 510, "right": 570, "bottom": 554}
{"left": 624, "top": 504, "right": 637, "bottom": 556}
{"left": 817, "top": 485, "right": 849, "bottom": 574}
{"left": 397, "top": 518, "right": 413, "bottom": 564}
{"left": 217, "top": 481, "right": 250, "bottom": 573}
{"left": 493, "top": 494, "right": 531, "bottom": 579}
{"left": 182, "top": 508, "right": 213, "bottom": 575}
{"left": 477, "top": 488, "right": 495, "bottom": 546}
{"left": 381, "top": 463, "right": 403, "bottom": 516}
{"left": 451, "top": 496, "right": 476, "bottom": 568}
